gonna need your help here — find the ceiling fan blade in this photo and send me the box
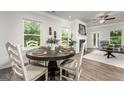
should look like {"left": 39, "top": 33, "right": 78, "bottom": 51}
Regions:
{"left": 92, "top": 20, "right": 99, "bottom": 23}
{"left": 106, "top": 17, "right": 115, "bottom": 20}
{"left": 103, "top": 11, "right": 111, "bottom": 15}
{"left": 104, "top": 15, "right": 109, "bottom": 18}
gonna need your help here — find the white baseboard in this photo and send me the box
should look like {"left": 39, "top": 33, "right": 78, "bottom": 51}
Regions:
{"left": 0, "top": 64, "right": 12, "bottom": 69}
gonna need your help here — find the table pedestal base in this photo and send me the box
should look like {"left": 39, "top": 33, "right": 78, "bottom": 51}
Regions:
{"left": 104, "top": 52, "right": 116, "bottom": 58}
{"left": 48, "top": 61, "right": 59, "bottom": 80}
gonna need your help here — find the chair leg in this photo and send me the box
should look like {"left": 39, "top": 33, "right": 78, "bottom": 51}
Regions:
{"left": 60, "top": 68, "right": 62, "bottom": 81}
{"left": 28, "top": 59, "right": 31, "bottom": 64}
{"left": 44, "top": 61, "right": 46, "bottom": 66}
{"left": 45, "top": 71, "right": 48, "bottom": 81}
{"left": 9, "top": 70, "right": 14, "bottom": 81}
{"left": 45, "top": 61, "right": 48, "bottom": 66}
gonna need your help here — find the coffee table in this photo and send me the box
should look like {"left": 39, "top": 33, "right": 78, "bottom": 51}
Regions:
{"left": 101, "top": 48, "right": 124, "bottom": 58}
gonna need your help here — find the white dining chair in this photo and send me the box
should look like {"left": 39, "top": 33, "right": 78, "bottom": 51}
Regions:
{"left": 6, "top": 42, "right": 48, "bottom": 81}
{"left": 26, "top": 40, "right": 38, "bottom": 48}
{"left": 59, "top": 41, "right": 86, "bottom": 81}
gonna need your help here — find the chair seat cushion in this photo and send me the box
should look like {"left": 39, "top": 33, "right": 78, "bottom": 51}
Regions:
{"left": 26, "top": 64, "right": 47, "bottom": 80}
{"left": 60, "top": 59, "right": 77, "bottom": 72}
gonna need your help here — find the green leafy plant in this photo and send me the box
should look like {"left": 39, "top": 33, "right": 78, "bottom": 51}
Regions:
{"left": 107, "top": 44, "right": 113, "bottom": 50}
{"left": 46, "top": 38, "right": 59, "bottom": 44}
{"left": 110, "top": 29, "right": 122, "bottom": 44}
{"left": 68, "top": 38, "right": 76, "bottom": 47}
{"left": 68, "top": 34, "right": 77, "bottom": 47}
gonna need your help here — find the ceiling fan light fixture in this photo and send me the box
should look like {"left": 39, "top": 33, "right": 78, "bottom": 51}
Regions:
{"left": 99, "top": 19, "right": 105, "bottom": 23}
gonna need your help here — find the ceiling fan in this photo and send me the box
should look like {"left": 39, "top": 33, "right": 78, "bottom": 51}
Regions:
{"left": 92, "top": 13, "right": 116, "bottom": 23}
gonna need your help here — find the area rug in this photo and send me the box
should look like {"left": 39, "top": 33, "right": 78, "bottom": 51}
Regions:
{"left": 83, "top": 50, "right": 124, "bottom": 69}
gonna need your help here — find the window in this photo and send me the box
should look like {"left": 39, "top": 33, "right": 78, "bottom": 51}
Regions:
{"left": 110, "top": 30, "right": 122, "bottom": 45}
{"left": 93, "top": 33, "right": 96, "bottom": 46}
{"left": 61, "top": 27, "right": 69, "bottom": 45}
{"left": 92, "top": 32, "right": 99, "bottom": 48}
{"left": 24, "top": 19, "right": 41, "bottom": 47}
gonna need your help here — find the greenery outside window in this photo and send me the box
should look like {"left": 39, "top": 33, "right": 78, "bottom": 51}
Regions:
{"left": 92, "top": 32, "right": 99, "bottom": 48}
{"left": 93, "top": 33, "right": 96, "bottom": 46}
{"left": 24, "top": 19, "right": 41, "bottom": 47}
{"left": 110, "top": 30, "right": 122, "bottom": 45}
{"left": 61, "top": 27, "right": 69, "bottom": 45}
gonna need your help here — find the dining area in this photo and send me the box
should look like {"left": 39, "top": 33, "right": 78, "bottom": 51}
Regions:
{"left": 26, "top": 45, "right": 75, "bottom": 80}
{"left": 5, "top": 40, "right": 86, "bottom": 81}
{"left": 0, "top": 15, "right": 85, "bottom": 81}
{"left": 1, "top": 2, "right": 124, "bottom": 93}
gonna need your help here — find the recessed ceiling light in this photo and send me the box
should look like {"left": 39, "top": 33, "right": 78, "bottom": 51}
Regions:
{"left": 51, "top": 11, "right": 55, "bottom": 13}
{"left": 69, "top": 16, "right": 72, "bottom": 19}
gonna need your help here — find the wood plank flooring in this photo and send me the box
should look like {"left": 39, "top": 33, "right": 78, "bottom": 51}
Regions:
{"left": 1, "top": 48, "right": 124, "bottom": 81}
{"left": 80, "top": 58, "right": 124, "bottom": 81}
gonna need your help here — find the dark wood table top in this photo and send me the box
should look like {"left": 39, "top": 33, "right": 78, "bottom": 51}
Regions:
{"left": 26, "top": 47, "right": 75, "bottom": 61}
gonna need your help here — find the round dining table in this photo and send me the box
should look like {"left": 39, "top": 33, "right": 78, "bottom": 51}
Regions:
{"left": 26, "top": 46, "right": 75, "bottom": 80}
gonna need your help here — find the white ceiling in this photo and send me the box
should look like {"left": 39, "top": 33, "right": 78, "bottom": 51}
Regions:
{"left": 46, "top": 11, "right": 124, "bottom": 27}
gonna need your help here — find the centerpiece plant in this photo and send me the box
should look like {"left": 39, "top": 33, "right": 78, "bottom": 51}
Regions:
{"left": 46, "top": 37, "right": 59, "bottom": 50}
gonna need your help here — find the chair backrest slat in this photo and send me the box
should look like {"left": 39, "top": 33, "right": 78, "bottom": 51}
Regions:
{"left": 6, "top": 42, "right": 17, "bottom": 51}
{"left": 8, "top": 50, "right": 20, "bottom": 61}
{"left": 13, "top": 64, "right": 24, "bottom": 78}
{"left": 26, "top": 40, "right": 38, "bottom": 47}
{"left": 10, "top": 57, "right": 21, "bottom": 66}
{"left": 75, "top": 41, "right": 86, "bottom": 80}
{"left": 6, "top": 42, "right": 28, "bottom": 80}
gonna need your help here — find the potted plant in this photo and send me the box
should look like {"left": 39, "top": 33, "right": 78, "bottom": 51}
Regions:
{"left": 68, "top": 34, "right": 76, "bottom": 48}
{"left": 107, "top": 44, "right": 113, "bottom": 50}
{"left": 68, "top": 38, "right": 76, "bottom": 47}
{"left": 46, "top": 37, "right": 59, "bottom": 50}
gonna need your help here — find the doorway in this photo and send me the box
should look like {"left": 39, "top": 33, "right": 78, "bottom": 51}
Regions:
{"left": 92, "top": 32, "right": 100, "bottom": 48}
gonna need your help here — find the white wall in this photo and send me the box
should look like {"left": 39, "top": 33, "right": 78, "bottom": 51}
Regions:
{"left": 0, "top": 13, "right": 10, "bottom": 68}
{"left": 71, "top": 19, "right": 87, "bottom": 53}
{"left": 87, "top": 22, "right": 124, "bottom": 48}
{"left": 0, "top": 11, "right": 71, "bottom": 67}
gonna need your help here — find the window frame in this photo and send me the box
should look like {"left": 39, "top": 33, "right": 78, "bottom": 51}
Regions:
{"left": 23, "top": 19, "right": 41, "bottom": 48}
